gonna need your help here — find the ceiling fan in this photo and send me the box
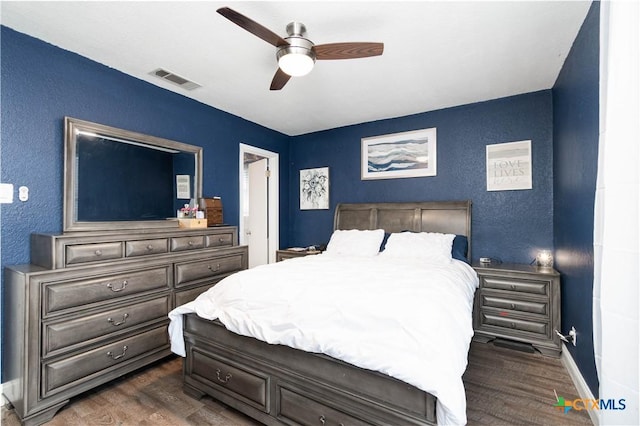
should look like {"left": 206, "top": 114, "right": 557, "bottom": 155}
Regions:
{"left": 217, "top": 7, "right": 384, "bottom": 90}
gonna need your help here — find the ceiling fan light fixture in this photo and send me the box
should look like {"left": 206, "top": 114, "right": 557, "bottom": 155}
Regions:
{"left": 279, "top": 54, "right": 313, "bottom": 77}
{"left": 278, "top": 49, "right": 315, "bottom": 77}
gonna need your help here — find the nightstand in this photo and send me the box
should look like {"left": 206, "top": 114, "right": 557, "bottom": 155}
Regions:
{"left": 472, "top": 262, "right": 561, "bottom": 357}
{"left": 276, "top": 249, "right": 322, "bottom": 262}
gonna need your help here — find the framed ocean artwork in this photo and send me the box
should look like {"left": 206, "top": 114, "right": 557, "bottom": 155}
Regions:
{"left": 361, "top": 128, "right": 437, "bottom": 180}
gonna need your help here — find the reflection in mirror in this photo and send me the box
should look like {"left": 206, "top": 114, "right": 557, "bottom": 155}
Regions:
{"left": 64, "top": 117, "right": 203, "bottom": 232}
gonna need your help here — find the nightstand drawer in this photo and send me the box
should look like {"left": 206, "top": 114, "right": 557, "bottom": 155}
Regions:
{"left": 481, "top": 276, "right": 548, "bottom": 295}
{"left": 480, "top": 311, "right": 548, "bottom": 335}
{"left": 480, "top": 293, "right": 548, "bottom": 315}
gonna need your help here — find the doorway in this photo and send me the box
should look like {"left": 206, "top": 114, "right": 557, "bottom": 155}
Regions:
{"left": 239, "top": 143, "right": 279, "bottom": 267}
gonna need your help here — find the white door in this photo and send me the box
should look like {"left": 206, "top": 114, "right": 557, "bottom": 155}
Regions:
{"left": 239, "top": 143, "right": 279, "bottom": 265}
{"left": 247, "top": 158, "right": 269, "bottom": 268}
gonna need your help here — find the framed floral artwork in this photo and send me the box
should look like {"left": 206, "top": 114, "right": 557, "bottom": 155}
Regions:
{"left": 300, "top": 167, "right": 329, "bottom": 210}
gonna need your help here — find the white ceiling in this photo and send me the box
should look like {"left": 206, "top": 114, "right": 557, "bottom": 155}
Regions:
{"left": 1, "top": 1, "right": 591, "bottom": 136}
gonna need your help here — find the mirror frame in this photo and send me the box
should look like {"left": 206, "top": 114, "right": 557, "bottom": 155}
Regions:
{"left": 64, "top": 117, "right": 203, "bottom": 232}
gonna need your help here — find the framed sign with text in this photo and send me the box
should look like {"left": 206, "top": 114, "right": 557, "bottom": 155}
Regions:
{"left": 486, "top": 140, "right": 532, "bottom": 191}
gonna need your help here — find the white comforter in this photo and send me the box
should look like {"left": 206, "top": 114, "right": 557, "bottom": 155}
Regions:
{"left": 168, "top": 253, "right": 478, "bottom": 425}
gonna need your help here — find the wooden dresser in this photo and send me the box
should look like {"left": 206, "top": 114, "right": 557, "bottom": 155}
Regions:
{"left": 2, "top": 226, "right": 247, "bottom": 426}
{"left": 472, "top": 262, "right": 561, "bottom": 357}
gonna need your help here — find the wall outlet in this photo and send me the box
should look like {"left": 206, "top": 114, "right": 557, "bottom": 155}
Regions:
{"left": 569, "top": 326, "right": 577, "bottom": 346}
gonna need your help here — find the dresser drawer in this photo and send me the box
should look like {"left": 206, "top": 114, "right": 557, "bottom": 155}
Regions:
{"left": 480, "top": 293, "right": 548, "bottom": 315}
{"left": 277, "top": 386, "right": 370, "bottom": 426}
{"left": 66, "top": 242, "right": 123, "bottom": 265}
{"left": 206, "top": 232, "right": 234, "bottom": 248}
{"left": 170, "top": 235, "right": 205, "bottom": 252}
{"left": 175, "top": 283, "right": 217, "bottom": 306}
{"left": 480, "top": 311, "right": 549, "bottom": 335}
{"left": 191, "top": 348, "right": 269, "bottom": 412}
{"left": 175, "top": 254, "right": 244, "bottom": 286}
{"left": 481, "top": 276, "right": 548, "bottom": 295}
{"left": 42, "top": 325, "right": 169, "bottom": 397}
{"left": 43, "top": 266, "right": 171, "bottom": 315}
{"left": 125, "top": 238, "right": 169, "bottom": 257}
{"left": 43, "top": 295, "right": 171, "bottom": 357}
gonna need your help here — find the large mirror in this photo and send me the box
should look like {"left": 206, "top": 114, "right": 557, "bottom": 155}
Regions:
{"left": 64, "top": 117, "right": 203, "bottom": 232}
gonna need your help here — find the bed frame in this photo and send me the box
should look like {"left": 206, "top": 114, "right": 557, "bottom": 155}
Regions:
{"left": 181, "top": 201, "right": 472, "bottom": 425}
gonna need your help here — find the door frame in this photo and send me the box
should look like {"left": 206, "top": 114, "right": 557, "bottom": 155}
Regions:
{"left": 239, "top": 143, "right": 279, "bottom": 264}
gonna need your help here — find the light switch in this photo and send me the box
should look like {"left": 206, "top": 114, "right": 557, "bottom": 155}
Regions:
{"left": 0, "top": 183, "right": 14, "bottom": 203}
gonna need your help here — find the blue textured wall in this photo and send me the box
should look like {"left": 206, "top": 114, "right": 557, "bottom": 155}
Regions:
{"left": 0, "top": 26, "right": 291, "bottom": 270}
{"left": 553, "top": 1, "right": 600, "bottom": 396}
{"left": 289, "top": 91, "right": 555, "bottom": 264}
{"left": 2, "top": 10, "right": 599, "bottom": 392}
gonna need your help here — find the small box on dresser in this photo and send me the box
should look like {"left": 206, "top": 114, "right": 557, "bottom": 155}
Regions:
{"left": 202, "top": 197, "right": 223, "bottom": 226}
{"left": 472, "top": 262, "right": 561, "bottom": 357}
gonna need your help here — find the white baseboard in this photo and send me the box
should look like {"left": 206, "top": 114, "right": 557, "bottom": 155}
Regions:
{"left": 561, "top": 343, "right": 599, "bottom": 426}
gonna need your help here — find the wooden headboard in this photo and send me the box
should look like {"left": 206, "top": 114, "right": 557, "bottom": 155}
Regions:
{"left": 334, "top": 200, "right": 472, "bottom": 260}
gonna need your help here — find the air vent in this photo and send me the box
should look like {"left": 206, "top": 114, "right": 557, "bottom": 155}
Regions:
{"left": 149, "top": 68, "right": 201, "bottom": 90}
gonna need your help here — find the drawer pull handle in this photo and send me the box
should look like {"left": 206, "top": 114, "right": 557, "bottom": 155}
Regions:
{"left": 510, "top": 284, "right": 516, "bottom": 290}
{"left": 107, "top": 280, "right": 128, "bottom": 292}
{"left": 188, "top": 241, "right": 194, "bottom": 246}
{"left": 215, "top": 368, "right": 232, "bottom": 384}
{"left": 146, "top": 244, "right": 154, "bottom": 251}
{"left": 95, "top": 249, "right": 102, "bottom": 256}
{"left": 319, "top": 416, "right": 340, "bottom": 426}
{"left": 510, "top": 303, "right": 516, "bottom": 310}
{"left": 107, "top": 313, "right": 129, "bottom": 326}
{"left": 208, "top": 264, "right": 221, "bottom": 273}
{"left": 107, "top": 345, "right": 128, "bottom": 360}
{"left": 219, "top": 238, "right": 226, "bottom": 242}
{"left": 510, "top": 322, "right": 516, "bottom": 328}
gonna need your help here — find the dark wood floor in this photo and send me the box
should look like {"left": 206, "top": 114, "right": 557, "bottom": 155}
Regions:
{"left": 2, "top": 341, "right": 592, "bottom": 425}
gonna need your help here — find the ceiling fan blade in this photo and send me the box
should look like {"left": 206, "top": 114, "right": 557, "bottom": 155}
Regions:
{"left": 217, "top": 7, "right": 289, "bottom": 47}
{"left": 314, "top": 42, "right": 384, "bottom": 60}
{"left": 270, "top": 68, "right": 291, "bottom": 90}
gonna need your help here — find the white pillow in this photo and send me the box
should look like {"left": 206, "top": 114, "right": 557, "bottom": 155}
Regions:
{"left": 380, "top": 232, "right": 455, "bottom": 263}
{"left": 325, "top": 229, "right": 385, "bottom": 257}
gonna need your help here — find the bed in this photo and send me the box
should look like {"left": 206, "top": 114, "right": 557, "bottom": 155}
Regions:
{"left": 168, "top": 201, "right": 477, "bottom": 425}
